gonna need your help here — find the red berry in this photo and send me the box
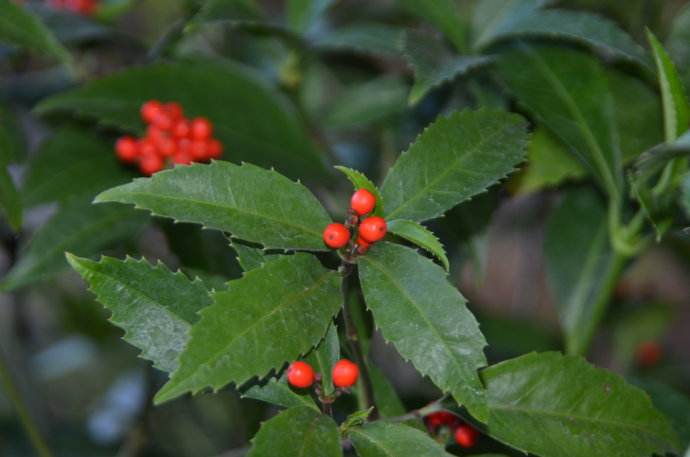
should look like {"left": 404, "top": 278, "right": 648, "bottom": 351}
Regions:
{"left": 358, "top": 216, "right": 387, "bottom": 243}
{"left": 115, "top": 136, "right": 138, "bottom": 163}
{"left": 146, "top": 125, "right": 167, "bottom": 143}
{"left": 323, "top": 223, "right": 350, "bottom": 249}
{"left": 155, "top": 136, "right": 177, "bottom": 157}
{"left": 172, "top": 120, "right": 192, "bottom": 138}
{"left": 356, "top": 237, "right": 370, "bottom": 254}
{"left": 172, "top": 150, "right": 193, "bottom": 165}
{"left": 636, "top": 341, "right": 662, "bottom": 368}
{"left": 454, "top": 425, "right": 478, "bottom": 448}
{"left": 287, "top": 361, "right": 315, "bottom": 388}
{"left": 425, "top": 411, "right": 456, "bottom": 429}
{"left": 191, "top": 117, "right": 213, "bottom": 140}
{"left": 138, "top": 138, "right": 158, "bottom": 159}
{"left": 351, "top": 189, "right": 376, "bottom": 216}
{"left": 141, "top": 100, "right": 162, "bottom": 123}
{"left": 190, "top": 140, "right": 209, "bottom": 160}
{"left": 207, "top": 139, "right": 223, "bottom": 159}
{"left": 164, "top": 102, "right": 183, "bottom": 121}
{"left": 139, "top": 154, "right": 164, "bottom": 176}
{"left": 332, "top": 359, "right": 359, "bottom": 388}
{"left": 152, "top": 111, "right": 174, "bottom": 131}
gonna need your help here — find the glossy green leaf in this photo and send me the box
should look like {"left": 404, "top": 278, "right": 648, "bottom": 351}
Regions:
{"left": 483, "top": 352, "right": 679, "bottom": 457}
{"left": 632, "top": 378, "right": 690, "bottom": 446}
{"left": 400, "top": 0, "right": 467, "bottom": 52}
{"left": 23, "top": 129, "right": 133, "bottom": 207}
{"left": 35, "top": 60, "right": 325, "bottom": 180}
{"left": 66, "top": 255, "right": 211, "bottom": 373}
{"left": 230, "top": 240, "right": 279, "bottom": 272}
{"left": 545, "top": 190, "right": 622, "bottom": 355}
{"left": 305, "top": 323, "right": 339, "bottom": 396}
{"left": 349, "top": 421, "right": 453, "bottom": 457}
{"left": 472, "top": 0, "right": 551, "bottom": 46}
{"left": 0, "top": 200, "right": 148, "bottom": 292}
{"left": 358, "top": 242, "right": 488, "bottom": 421}
{"left": 154, "top": 253, "right": 341, "bottom": 404}
{"left": 334, "top": 166, "right": 383, "bottom": 216}
{"left": 387, "top": 219, "right": 448, "bottom": 271}
{"left": 96, "top": 162, "right": 331, "bottom": 251}
{"left": 381, "top": 109, "right": 528, "bottom": 222}
{"left": 313, "top": 23, "right": 404, "bottom": 57}
{"left": 248, "top": 406, "right": 341, "bottom": 457}
{"left": 496, "top": 46, "right": 622, "bottom": 198}
{"left": 404, "top": 31, "right": 490, "bottom": 105}
{"left": 286, "top": 0, "right": 333, "bottom": 34}
{"left": 647, "top": 30, "right": 690, "bottom": 143}
{"left": 369, "top": 365, "right": 406, "bottom": 418}
{"left": 242, "top": 377, "right": 317, "bottom": 410}
{"left": 0, "top": 0, "right": 71, "bottom": 65}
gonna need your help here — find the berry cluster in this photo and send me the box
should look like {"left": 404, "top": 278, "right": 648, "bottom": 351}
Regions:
{"left": 115, "top": 100, "right": 223, "bottom": 176}
{"left": 425, "top": 412, "right": 480, "bottom": 449}
{"left": 323, "top": 189, "right": 387, "bottom": 255}
{"left": 287, "top": 359, "right": 359, "bottom": 389}
{"left": 47, "top": 0, "right": 97, "bottom": 15}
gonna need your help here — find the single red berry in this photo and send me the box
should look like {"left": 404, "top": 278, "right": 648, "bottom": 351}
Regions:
{"left": 190, "top": 140, "right": 209, "bottom": 160}
{"left": 207, "top": 139, "right": 223, "bottom": 159}
{"left": 356, "top": 237, "right": 370, "bottom": 254}
{"left": 172, "top": 150, "right": 193, "bottom": 165}
{"left": 115, "top": 136, "right": 138, "bottom": 163}
{"left": 636, "top": 341, "right": 662, "bottom": 368}
{"left": 191, "top": 117, "right": 213, "bottom": 141}
{"left": 172, "top": 120, "right": 192, "bottom": 138}
{"left": 287, "top": 361, "right": 315, "bottom": 388}
{"left": 141, "top": 100, "right": 163, "bottom": 123}
{"left": 164, "top": 102, "right": 184, "bottom": 121}
{"left": 351, "top": 189, "right": 376, "bottom": 216}
{"left": 139, "top": 154, "right": 164, "bottom": 176}
{"left": 332, "top": 359, "right": 359, "bottom": 388}
{"left": 138, "top": 138, "right": 158, "bottom": 159}
{"left": 358, "top": 216, "right": 387, "bottom": 243}
{"left": 454, "top": 424, "right": 478, "bottom": 448}
{"left": 323, "top": 223, "right": 350, "bottom": 249}
{"left": 425, "top": 411, "right": 457, "bottom": 429}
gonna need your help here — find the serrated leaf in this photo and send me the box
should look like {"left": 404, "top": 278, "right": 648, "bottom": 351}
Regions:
{"left": 404, "top": 30, "right": 491, "bottom": 105}
{"left": 381, "top": 109, "right": 528, "bottom": 222}
{"left": 154, "top": 253, "right": 341, "bottom": 404}
{"left": 334, "top": 166, "right": 383, "bottom": 216}
{"left": 495, "top": 45, "right": 622, "bottom": 199}
{"left": 482, "top": 352, "right": 679, "bottom": 457}
{"left": 545, "top": 190, "right": 622, "bottom": 355}
{"left": 647, "top": 30, "right": 690, "bottom": 143}
{"left": 96, "top": 162, "right": 331, "bottom": 251}
{"left": 23, "top": 128, "right": 133, "bottom": 208}
{"left": 286, "top": 0, "right": 333, "bottom": 35}
{"left": 358, "top": 242, "right": 488, "bottom": 421}
{"left": 242, "top": 377, "right": 318, "bottom": 410}
{"left": 230, "top": 240, "right": 279, "bottom": 271}
{"left": 248, "top": 406, "right": 341, "bottom": 457}
{"left": 0, "top": 0, "right": 72, "bottom": 65}
{"left": 349, "top": 421, "right": 453, "bottom": 457}
{"left": 35, "top": 59, "right": 325, "bottom": 180}
{"left": 313, "top": 23, "right": 404, "bottom": 57}
{"left": 472, "top": 0, "right": 552, "bottom": 46}
{"left": 66, "top": 255, "right": 211, "bottom": 373}
{"left": 387, "top": 219, "right": 448, "bottom": 271}
{"left": 305, "top": 323, "right": 339, "bottom": 396}
{"left": 400, "top": 0, "right": 467, "bottom": 52}
{"left": 0, "top": 200, "right": 148, "bottom": 292}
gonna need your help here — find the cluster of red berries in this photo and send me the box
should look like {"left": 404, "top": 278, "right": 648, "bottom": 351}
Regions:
{"left": 287, "top": 359, "right": 359, "bottom": 389}
{"left": 115, "top": 100, "right": 223, "bottom": 176}
{"left": 47, "top": 0, "right": 97, "bottom": 15}
{"left": 425, "top": 411, "right": 480, "bottom": 449}
{"left": 323, "top": 189, "right": 387, "bottom": 254}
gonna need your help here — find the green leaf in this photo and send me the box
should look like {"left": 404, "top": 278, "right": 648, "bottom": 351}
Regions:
{"left": 334, "top": 166, "right": 383, "bottom": 216}
{"left": 305, "top": 323, "right": 339, "bottom": 396}
{"left": 96, "top": 162, "right": 331, "bottom": 251}
{"left": 248, "top": 407, "right": 341, "bottom": 457}
{"left": 286, "top": 0, "right": 333, "bottom": 35}
{"left": 242, "top": 377, "right": 318, "bottom": 410}
{"left": 381, "top": 109, "right": 528, "bottom": 222}
{"left": 387, "top": 219, "right": 448, "bottom": 271}
{"left": 647, "top": 30, "right": 690, "bottom": 143}
{"left": 154, "top": 253, "right": 341, "bottom": 404}
{"left": 495, "top": 45, "right": 622, "bottom": 199}
{"left": 313, "top": 23, "right": 404, "bottom": 57}
{"left": 358, "top": 242, "right": 488, "bottom": 421}
{"left": 404, "top": 30, "right": 490, "bottom": 105}
{"left": 35, "top": 59, "right": 325, "bottom": 180}
{"left": 545, "top": 189, "right": 622, "bottom": 355}
{"left": 482, "top": 352, "right": 679, "bottom": 457}
{"left": 369, "top": 365, "right": 406, "bottom": 418}
{"left": 472, "top": 0, "right": 551, "bottom": 46}
{"left": 635, "top": 131, "right": 690, "bottom": 182}
{"left": 400, "top": 0, "right": 467, "bottom": 52}
{"left": 322, "top": 76, "right": 407, "bottom": 129}
{"left": 349, "top": 421, "right": 453, "bottom": 457}
{"left": 23, "top": 128, "right": 133, "bottom": 208}
{"left": 230, "top": 240, "right": 279, "bottom": 271}
{"left": 632, "top": 378, "right": 690, "bottom": 446}
{"left": 683, "top": 174, "right": 690, "bottom": 218}
{"left": 0, "top": 0, "right": 72, "bottom": 65}
{"left": 0, "top": 200, "right": 148, "bottom": 292}
{"left": 0, "top": 147, "right": 20, "bottom": 231}
{"left": 473, "top": 2, "right": 646, "bottom": 65}
{"left": 66, "top": 254, "right": 211, "bottom": 373}
{"left": 193, "top": 0, "right": 260, "bottom": 23}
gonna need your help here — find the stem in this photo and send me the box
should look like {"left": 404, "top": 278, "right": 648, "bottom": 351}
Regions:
{"left": 0, "top": 346, "right": 52, "bottom": 457}
{"left": 385, "top": 395, "right": 448, "bottom": 423}
{"left": 340, "top": 265, "right": 378, "bottom": 419}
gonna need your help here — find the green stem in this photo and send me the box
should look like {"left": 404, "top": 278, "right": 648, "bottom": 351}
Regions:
{"left": 0, "top": 347, "right": 52, "bottom": 457}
